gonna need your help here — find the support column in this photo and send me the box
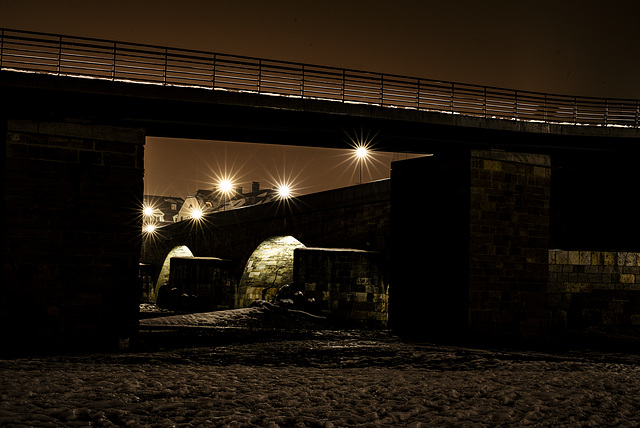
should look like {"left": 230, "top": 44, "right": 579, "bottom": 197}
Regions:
{"left": 1, "top": 120, "right": 145, "bottom": 352}
{"left": 390, "top": 153, "right": 471, "bottom": 340}
{"left": 468, "top": 150, "right": 551, "bottom": 340}
{"left": 390, "top": 149, "right": 551, "bottom": 342}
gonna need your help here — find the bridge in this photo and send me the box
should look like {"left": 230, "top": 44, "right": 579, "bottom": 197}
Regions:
{"left": 2, "top": 29, "right": 640, "bottom": 351}
{"left": 140, "top": 180, "right": 390, "bottom": 326}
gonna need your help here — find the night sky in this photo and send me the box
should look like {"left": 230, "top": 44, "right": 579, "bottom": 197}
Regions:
{"left": 2, "top": 0, "right": 639, "bottom": 197}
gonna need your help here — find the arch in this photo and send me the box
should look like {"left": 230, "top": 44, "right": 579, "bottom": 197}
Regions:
{"left": 237, "top": 236, "right": 305, "bottom": 307}
{"left": 151, "top": 245, "right": 194, "bottom": 302}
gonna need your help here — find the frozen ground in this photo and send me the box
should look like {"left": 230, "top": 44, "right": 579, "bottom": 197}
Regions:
{"left": 2, "top": 304, "right": 640, "bottom": 427}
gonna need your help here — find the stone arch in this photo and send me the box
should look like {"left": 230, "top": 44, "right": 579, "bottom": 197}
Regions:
{"left": 151, "top": 245, "right": 194, "bottom": 302}
{"left": 237, "top": 236, "right": 305, "bottom": 307}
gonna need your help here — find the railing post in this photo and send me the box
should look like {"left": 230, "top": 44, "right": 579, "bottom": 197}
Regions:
{"left": 301, "top": 64, "right": 305, "bottom": 97}
{"left": 380, "top": 74, "right": 384, "bottom": 106}
{"left": 636, "top": 100, "right": 639, "bottom": 128}
{"left": 605, "top": 99, "right": 609, "bottom": 126}
{"left": 515, "top": 90, "right": 518, "bottom": 119}
{"left": 573, "top": 96, "right": 577, "bottom": 124}
{"left": 258, "top": 59, "right": 262, "bottom": 93}
{"left": 212, "top": 53, "right": 216, "bottom": 89}
{"left": 111, "top": 41, "right": 117, "bottom": 81}
{"left": 163, "top": 47, "right": 168, "bottom": 85}
{"left": 416, "top": 79, "right": 421, "bottom": 110}
{"left": 483, "top": 87, "right": 487, "bottom": 117}
{"left": 544, "top": 94, "right": 548, "bottom": 123}
{"left": 0, "top": 29, "right": 4, "bottom": 69}
{"left": 57, "top": 35, "right": 62, "bottom": 74}
{"left": 342, "top": 69, "right": 346, "bottom": 102}
{"left": 451, "top": 83, "right": 455, "bottom": 113}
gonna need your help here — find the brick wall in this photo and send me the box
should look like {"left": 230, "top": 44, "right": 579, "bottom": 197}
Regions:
{"left": 468, "top": 150, "right": 551, "bottom": 340}
{"left": 293, "top": 247, "right": 388, "bottom": 328}
{"left": 548, "top": 250, "right": 640, "bottom": 332}
{"left": 2, "top": 119, "right": 144, "bottom": 351}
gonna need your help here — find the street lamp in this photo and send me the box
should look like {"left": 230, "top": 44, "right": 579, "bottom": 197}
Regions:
{"left": 345, "top": 127, "right": 377, "bottom": 185}
{"left": 190, "top": 206, "right": 204, "bottom": 220}
{"left": 276, "top": 183, "right": 292, "bottom": 199}
{"left": 143, "top": 223, "right": 157, "bottom": 234}
{"left": 354, "top": 145, "right": 369, "bottom": 184}
{"left": 218, "top": 178, "right": 234, "bottom": 211}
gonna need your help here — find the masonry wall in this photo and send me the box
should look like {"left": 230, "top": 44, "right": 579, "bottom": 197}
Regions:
{"left": 237, "top": 236, "right": 305, "bottom": 307}
{"left": 167, "top": 257, "right": 236, "bottom": 311}
{"left": 548, "top": 250, "right": 640, "bottom": 333}
{"left": 293, "top": 247, "right": 389, "bottom": 328}
{"left": 468, "top": 150, "right": 551, "bottom": 340}
{"left": 1, "top": 119, "right": 145, "bottom": 351}
{"left": 391, "top": 151, "right": 552, "bottom": 341}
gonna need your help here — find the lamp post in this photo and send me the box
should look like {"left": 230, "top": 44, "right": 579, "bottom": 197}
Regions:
{"left": 218, "top": 178, "right": 233, "bottom": 211}
{"left": 355, "top": 146, "right": 369, "bottom": 184}
{"left": 190, "top": 205, "right": 203, "bottom": 254}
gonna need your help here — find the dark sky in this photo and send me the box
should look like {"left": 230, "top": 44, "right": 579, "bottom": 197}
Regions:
{"left": 3, "top": 0, "right": 639, "bottom": 196}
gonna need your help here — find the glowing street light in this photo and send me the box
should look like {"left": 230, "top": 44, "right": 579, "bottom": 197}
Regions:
{"left": 345, "top": 127, "right": 378, "bottom": 185}
{"left": 217, "top": 178, "right": 234, "bottom": 211}
{"left": 143, "top": 206, "right": 154, "bottom": 217}
{"left": 354, "top": 145, "right": 370, "bottom": 184}
{"left": 218, "top": 178, "right": 233, "bottom": 194}
{"left": 142, "top": 223, "right": 157, "bottom": 234}
{"left": 276, "top": 183, "right": 292, "bottom": 199}
{"left": 190, "top": 206, "right": 204, "bottom": 220}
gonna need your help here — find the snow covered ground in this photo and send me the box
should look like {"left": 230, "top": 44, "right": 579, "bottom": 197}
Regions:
{"left": 2, "top": 305, "right": 640, "bottom": 427}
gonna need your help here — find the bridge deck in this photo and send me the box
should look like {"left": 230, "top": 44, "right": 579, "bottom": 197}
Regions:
{"left": 1, "top": 28, "right": 639, "bottom": 140}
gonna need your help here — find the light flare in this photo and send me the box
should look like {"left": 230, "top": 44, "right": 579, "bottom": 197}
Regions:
{"left": 143, "top": 223, "right": 157, "bottom": 234}
{"left": 355, "top": 146, "right": 369, "bottom": 160}
{"left": 276, "top": 182, "right": 293, "bottom": 199}
{"left": 143, "top": 206, "right": 154, "bottom": 217}
{"left": 190, "top": 206, "right": 204, "bottom": 220}
{"left": 218, "top": 178, "right": 234, "bottom": 195}
{"left": 344, "top": 128, "right": 379, "bottom": 184}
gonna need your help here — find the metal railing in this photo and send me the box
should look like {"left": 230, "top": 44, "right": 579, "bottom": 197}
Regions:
{"left": 2, "top": 28, "right": 639, "bottom": 128}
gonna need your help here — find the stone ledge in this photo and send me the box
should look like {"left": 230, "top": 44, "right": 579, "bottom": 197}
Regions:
{"left": 7, "top": 119, "right": 145, "bottom": 144}
{"left": 471, "top": 149, "right": 551, "bottom": 167}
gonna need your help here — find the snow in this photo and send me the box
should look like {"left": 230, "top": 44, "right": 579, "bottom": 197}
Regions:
{"left": 2, "top": 306, "right": 640, "bottom": 427}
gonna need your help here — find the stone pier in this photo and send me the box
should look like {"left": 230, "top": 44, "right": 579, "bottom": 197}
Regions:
{"left": 1, "top": 120, "right": 145, "bottom": 351}
{"left": 390, "top": 150, "right": 551, "bottom": 341}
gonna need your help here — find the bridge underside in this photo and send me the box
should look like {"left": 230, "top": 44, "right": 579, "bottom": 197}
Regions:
{"left": 2, "top": 70, "right": 640, "bottom": 350}
{"left": 3, "top": 70, "right": 639, "bottom": 155}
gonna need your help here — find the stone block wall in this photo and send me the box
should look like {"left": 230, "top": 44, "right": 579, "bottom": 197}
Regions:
{"left": 468, "top": 150, "right": 551, "bottom": 340}
{"left": 293, "top": 247, "right": 388, "bottom": 328}
{"left": 237, "top": 236, "right": 305, "bottom": 307}
{"left": 2, "top": 119, "right": 144, "bottom": 351}
{"left": 548, "top": 250, "right": 640, "bottom": 332}
{"left": 167, "top": 257, "right": 236, "bottom": 311}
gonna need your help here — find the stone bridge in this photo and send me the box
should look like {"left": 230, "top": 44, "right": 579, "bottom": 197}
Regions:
{"left": 3, "top": 29, "right": 640, "bottom": 351}
{"left": 140, "top": 180, "right": 391, "bottom": 325}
